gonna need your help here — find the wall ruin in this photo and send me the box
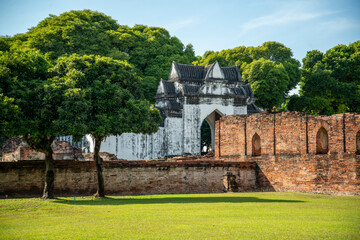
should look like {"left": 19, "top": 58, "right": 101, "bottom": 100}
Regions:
{"left": 215, "top": 112, "right": 360, "bottom": 195}
{"left": 0, "top": 160, "right": 257, "bottom": 197}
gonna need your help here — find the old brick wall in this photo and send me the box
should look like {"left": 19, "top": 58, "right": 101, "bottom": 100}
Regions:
{"left": 215, "top": 112, "right": 360, "bottom": 195}
{"left": 0, "top": 160, "right": 257, "bottom": 197}
{"left": 1, "top": 139, "right": 84, "bottom": 161}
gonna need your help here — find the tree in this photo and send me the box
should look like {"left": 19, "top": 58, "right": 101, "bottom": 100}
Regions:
{"left": 0, "top": 50, "right": 64, "bottom": 199}
{"left": 242, "top": 58, "right": 289, "bottom": 110}
{"left": 288, "top": 41, "right": 360, "bottom": 114}
{"left": 51, "top": 54, "right": 161, "bottom": 197}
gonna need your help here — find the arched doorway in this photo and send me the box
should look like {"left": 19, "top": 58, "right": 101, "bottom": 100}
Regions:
{"left": 201, "top": 120, "right": 211, "bottom": 154}
{"left": 252, "top": 133, "right": 261, "bottom": 156}
{"left": 316, "top": 127, "right": 329, "bottom": 154}
{"left": 200, "top": 110, "right": 224, "bottom": 154}
{"left": 356, "top": 131, "right": 360, "bottom": 155}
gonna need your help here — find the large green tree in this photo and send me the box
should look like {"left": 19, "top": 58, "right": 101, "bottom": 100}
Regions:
{"left": 288, "top": 41, "right": 360, "bottom": 115}
{"left": 51, "top": 54, "right": 161, "bottom": 197}
{"left": 0, "top": 50, "right": 64, "bottom": 199}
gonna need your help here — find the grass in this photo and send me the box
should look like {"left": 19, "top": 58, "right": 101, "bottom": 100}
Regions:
{"left": 0, "top": 192, "right": 359, "bottom": 239}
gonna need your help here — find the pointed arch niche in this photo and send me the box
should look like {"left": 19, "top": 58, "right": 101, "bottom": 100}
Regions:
{"left": 316, "top": 127, "right": 329, "bottom": 154}
{"left": 252, "top": 133, "right": 261, "bottom": 156}
{"left": 356, "top": 130, "right": 360, "bottom": 155}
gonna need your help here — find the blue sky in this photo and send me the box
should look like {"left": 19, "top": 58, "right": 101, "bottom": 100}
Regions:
{"left": 0, "top": 0, "right": 359, "bottom": 62}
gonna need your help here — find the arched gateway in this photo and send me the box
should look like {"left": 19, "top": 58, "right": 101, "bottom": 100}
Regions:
{"left": 98, "top": 61, "right": 260, "bottom": 160}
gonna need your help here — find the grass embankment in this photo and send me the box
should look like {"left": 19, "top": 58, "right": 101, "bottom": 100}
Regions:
{"left": 0, "top": 192, "right": 359, "bottom": 239}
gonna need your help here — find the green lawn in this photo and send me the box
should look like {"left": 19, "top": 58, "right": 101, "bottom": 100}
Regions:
{"left": 0, "top": 192, "right": 359, "bottom": 239}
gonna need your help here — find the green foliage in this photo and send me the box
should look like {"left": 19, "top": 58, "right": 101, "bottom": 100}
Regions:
{"left": 0, "top": 50, "right": 59, "bottom": 139}
{"left": 242, "top": 58, "right": 289, "bottom": 110}
{"left": 288, "top": 41, "right": 360, "bottom": 115}
{"left": 50, "top": 54, "right": 161, "bottom": 138}
{"left": 0, "top": 94, "right": 19, "bottom": 135}
{"left": 0, "top": 37, "right": 10, "bottom": 51}
{"left": 9, "top": 10, "right": 121, "bottom": 61}
{"left": 196, "top": 42, "right": 301, "bottom": 110}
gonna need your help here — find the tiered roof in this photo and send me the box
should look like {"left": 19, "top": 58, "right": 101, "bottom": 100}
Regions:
{"left": 155, "top": 61, "right": 260, "bottom": 119}
{"left": 169, "top": 61, "right": 242, "bottom": 82}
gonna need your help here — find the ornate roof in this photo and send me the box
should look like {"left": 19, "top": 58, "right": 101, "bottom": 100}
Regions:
{"left": 155, "top": 61, "right": 260, "bottom": 117}
{"left": 169, "top": 61, "right": 242, "bottom": 82}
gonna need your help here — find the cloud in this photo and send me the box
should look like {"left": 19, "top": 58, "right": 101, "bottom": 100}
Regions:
{"left": 319, "top": 18, "right": 360, "bottom": 31}
{"left": 165, "top": 18, "right": 196, "bottom": 32}
{"left": 240, "top": 8, "right": 337, "bottom": 33}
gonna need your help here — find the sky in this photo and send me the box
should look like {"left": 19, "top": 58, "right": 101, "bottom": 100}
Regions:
{"left": 0, "top": 0, "right": 359, "bottom": 63}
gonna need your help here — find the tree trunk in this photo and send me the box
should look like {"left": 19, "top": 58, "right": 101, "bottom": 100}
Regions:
{"left": 94, "top": 136, "right": 105, "bottom": 198}
{"left": 42, "top": 148, "right": 55, "bottom": 199}
{"left": 23, "top": 134, "right": 56, "bottom": 199}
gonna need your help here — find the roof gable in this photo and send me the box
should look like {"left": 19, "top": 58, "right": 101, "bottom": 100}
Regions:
{"left": 205, "top": 61, "right": 225, "bottom": 80}
{"left": 169, "top": 62, "right": 180, "bottom": 80}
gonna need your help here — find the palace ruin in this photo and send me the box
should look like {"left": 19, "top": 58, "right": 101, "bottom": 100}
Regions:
{"left": 96, "top": 61, "right": 260, "bottom": 160}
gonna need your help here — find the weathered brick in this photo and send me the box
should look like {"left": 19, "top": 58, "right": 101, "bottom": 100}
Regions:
{"left": 215, "top": 112, "right": 360, "bottom": 195}
{"left": 0, "top": 160, "right": 258, "bottom": 197}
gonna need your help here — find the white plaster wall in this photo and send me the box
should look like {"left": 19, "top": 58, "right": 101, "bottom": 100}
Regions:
{"left": 99, "top": 127, "right": 166, "bottom": 160}
{"left": 165, "top": 117, "right": 184, "bottom": 156}
{"left": 183, "top": 104, "right": 201, "bottom": 154}
{"left": 233, "top": 106, "right": 247, "bottom": 115}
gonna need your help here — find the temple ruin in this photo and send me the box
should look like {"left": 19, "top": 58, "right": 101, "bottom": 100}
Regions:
{"left": 97, "top": 61, "right": 260, "bottom": 159}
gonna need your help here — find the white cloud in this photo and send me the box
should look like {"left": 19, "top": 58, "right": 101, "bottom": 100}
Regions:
{"left": 240, "top": 7, "right": 338, "bottom": 33}
{"left": 165, "top": 18, "right": 196, "bottom": 33}
{"left": 319, "top": 18, "right": 360, "bottom": 31}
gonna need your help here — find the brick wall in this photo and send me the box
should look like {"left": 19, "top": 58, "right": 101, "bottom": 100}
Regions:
{"left": 215, "top": 112, "right": 360, "bottom": 195}
{"left": 0, "top": 160, "right": 257, "bottom": 197}
{"left": 1, "top": 139, "right": 84, "bottom": 161}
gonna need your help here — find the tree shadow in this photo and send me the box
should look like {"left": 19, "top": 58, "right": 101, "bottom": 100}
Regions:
{"left": 54, "top": 195, "right": 305, "bottom": 206}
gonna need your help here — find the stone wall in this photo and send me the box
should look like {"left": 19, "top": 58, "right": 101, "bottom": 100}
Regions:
{"left": 0, "top": 160, "right": 257, "bottom": 197}
{"left": 215, "top": 112, "right": 360, "bottom": 195}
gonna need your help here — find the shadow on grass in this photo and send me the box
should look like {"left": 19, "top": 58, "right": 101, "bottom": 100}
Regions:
{"left": 54, "top": 196, "right": 305, "bottom": 205}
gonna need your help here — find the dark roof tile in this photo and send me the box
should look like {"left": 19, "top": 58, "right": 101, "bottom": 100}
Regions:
{"left": 175, "top": 62, "right": 206, "bottom": 80}
{"left": 162, "top": 80, "right": 176, "bottom": 95}
{"left": 182, "top": 85, "right": 200, "bottom": 94}
{"left": 221, "top": 66, "right": 241, "bottom": 81}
